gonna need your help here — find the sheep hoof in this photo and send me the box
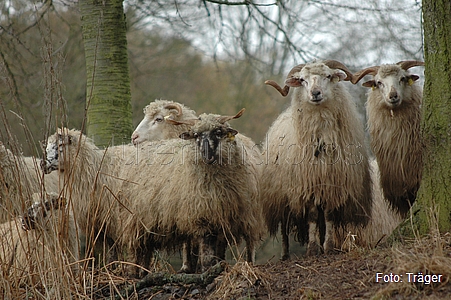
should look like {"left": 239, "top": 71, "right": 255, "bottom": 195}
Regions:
{"left": 323, "top": 240, "right": 336, "bottom": 255}
{"left": 306, "top": 242, "right": 321, "bottom": 256}
{"left": 281, "top": 253, "right": 290, "bottom": 261}
{"left": 178, "top": 265, "right": 192, "bottom": 274}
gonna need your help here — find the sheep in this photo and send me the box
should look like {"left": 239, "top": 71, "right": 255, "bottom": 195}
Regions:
{"left": 131, "top": 99, "right": 197, "bottom": 145}
{"left": 0, "top": 192, "right": 78, "bottom": 285}
{"left": 262, "top": 60, "right": 373, "bottom": 259}
{"left": 131, "top": 100, "right": 262, "bottom": 272}
{"left": 40, "top": 128, "right": 125, "bottom": 264}
{"left": 119, "top": 108, "right": 264, "bottom": 273}
{"left": 352, "top": 60, "right": 424, "bottom": 217}
{"left": 0, "top": 142, "right": 59, "bottom": 223}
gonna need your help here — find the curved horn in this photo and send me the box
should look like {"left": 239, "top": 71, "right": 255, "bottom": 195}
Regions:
{"left": 396, "top": 60, "right": 425, "bottom": 71}
{"left": 164, "top": 103, "right": 183, "bottom": 116}
{"left": 264, "top": 64, "right": 306, "bottom": 97}
{"left": 351, "top": 66, "right": 380, "bottom": 84}
{"left": 322, "top": 60, "right": 354, "bottom": 82}
{"left": 217, "top": 108, "right": 245, "bottom": 124}
{"left": 264, "top": 80, "right": 290, "bottom": 97}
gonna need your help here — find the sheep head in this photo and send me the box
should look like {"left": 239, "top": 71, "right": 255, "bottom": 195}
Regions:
{"left": 21, "top": 193, "right": 67, "bottom": 230}
{"left": 41, "top": 128, "right": 76, "bottom": 174}
{"left": 169, "top": 109, "right": 244, "bottom": 164}
{"left": 353, "top": 61, "right": 424, "bottom": 108}
{"left": 265, "top": 60, "right": 353, "bottom": 105}
{"left": 131, "top": 100, "right": 189, "bottom": 145}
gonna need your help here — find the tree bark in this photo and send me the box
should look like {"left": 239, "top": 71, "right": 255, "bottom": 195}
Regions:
{"left": 79, "top": 0, "right": 132, "bottom": 147}
{"left": 417, "top": 0, "right": 451, "bottom": 233}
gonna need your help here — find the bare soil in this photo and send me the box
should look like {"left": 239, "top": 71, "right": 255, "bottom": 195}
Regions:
{"left": 97, "top": 235, "right": 451, "bottom": 300}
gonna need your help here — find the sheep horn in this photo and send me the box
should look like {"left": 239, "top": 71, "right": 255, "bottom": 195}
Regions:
{"left": 217, "top": 108, "right": 245, "bottom": 124}
{"left": 322, "top": 60, "right": 354, "bottom": 82}
{"left": 264, "top": 80, "right": 290, "bottom": 97}
{"left": 396, "top": 60, "right": 425, "bottom": 70}
{"left": 164, "top": 103, "right": 183, "bottom": 116}
{"left": 351, "top": 66, "right": 380, "bottom": 84}
{"left": 264, "top": 64, "right": 306, "bottom": 97}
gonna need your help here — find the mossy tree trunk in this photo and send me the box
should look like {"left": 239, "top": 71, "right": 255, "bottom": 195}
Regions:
{"left": 416, "top": 0, "right": 451, "bottom": 233}
{"left": 79, "top": 0, "right": 132, "bottom": 147}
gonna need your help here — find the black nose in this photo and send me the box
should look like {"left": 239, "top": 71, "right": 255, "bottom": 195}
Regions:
{"left": 312, "top": 90, "right": 321, "bottom": 97}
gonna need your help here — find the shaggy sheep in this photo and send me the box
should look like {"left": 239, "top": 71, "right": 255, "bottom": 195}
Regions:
{"left": 352, "top": 61, "right": 424, "bottom": 217}
{"left": 131, "top": 100, "right": 197, "bottom": 145}
{"left": 262, "top": 60, "right": 373, "bottom": 259}
{"left": 119, "top": 108, "right": 264, "bottom": 272}
{"left": 0, "top": 142, "right": 59, "bottom": 223}
{"left": 131, "top": 100, "right": 262, "bottom": 272}
{"left": 0, "top": 192, "right": 78, "bottom": 284}
{"left": 41, "top": 128, "right": 125, "bottom": 263}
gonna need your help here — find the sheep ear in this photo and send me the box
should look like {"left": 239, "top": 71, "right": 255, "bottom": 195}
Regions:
{"left": 362, "top": 80, "right": 375, "bottom": 88}
{"left": 285, "top": 77, "right": 302, "bottom": 87}
{"left": 333, "top": 71, "right": 347, "bottom": 82}
{"left": 226, "top": 128, "right": 238, "bottom": 138}
{"left": 407, "top": 75, "right": 419, "bottom": 85}
{"left": 179, "top": 131, "right": 194, "bottom": 140}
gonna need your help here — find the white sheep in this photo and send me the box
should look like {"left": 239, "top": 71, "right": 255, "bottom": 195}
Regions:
{"left": 262, "top": 60, "right": 373, "bottom": 259}
{"left": 119, "top": 109, "right": 264, "bottom": 273}
{"left": 41, "top": 128, "right": 125, "bottom": 263}
{"left": 0, "top": 142, "right": 59, "bottom": 223}
{"left": 0, "top": 192, "right": 78, "bottom": 285}
{"left": 352, "top": 60, "right": 424, "bottom": 217}
{"left": 131, "top": 99, "right": 197, "bottom": 145}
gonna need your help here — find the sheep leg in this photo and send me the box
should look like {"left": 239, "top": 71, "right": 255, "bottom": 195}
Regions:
{"left": 245, "top": 238, "right": 255, "bottom": 263}
{"left": 216, "top": 235, "right": 227, "bottom": 261}
{"left": 200, "top": 234, "right": 218, "bottom": 272}
{"left": 323, "top": 216, "right": 336, "bottom": 254}
{"left": 281, "top": 208, "right": 290, "bottom": 260}
{"left": 306, "top": 205, "right": 321, "bottom": 256}
{"left": 179, "top": 240, "right": 199, "bottom": 273}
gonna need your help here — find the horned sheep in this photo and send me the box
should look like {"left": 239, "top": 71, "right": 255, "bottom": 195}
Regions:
{"left": 131, "top": 100, "right": 263, "bottom": 272}
{"left": 0, "top": 192, "right": 78, "bottom": 285}
{"left": 352, "top": 61, "right": 424, "bottom": 217}
{"left": 262, "top": 60, "right": 373, "bottom": 259}
{"left": 131, "top": 99, "right": 197, "bottom": 145}
{"left": 120, "top": 109, "right": 264, "bottom": 273}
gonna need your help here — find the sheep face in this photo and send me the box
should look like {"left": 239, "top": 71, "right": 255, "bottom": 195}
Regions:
{"left": 285, "top": 63, "right": 347, "bottom": 105}
{"left": 131, "top": 102, "right": 184, "bottom": 145}
{"left": 362, "top": 65, "right": 420, "bottom": 109}
{"left": 41, "top": 131, "right": 72, "bottom": 174}
{"left": 179, "top": 113, "right": 240, "bottom": 164}
{"left": 21, "top": 193, "right": 66, "bottom": 230}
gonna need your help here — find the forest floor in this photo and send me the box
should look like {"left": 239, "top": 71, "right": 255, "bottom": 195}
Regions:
{"left": 94, "top": 233, "right": 451, "bottom": 300}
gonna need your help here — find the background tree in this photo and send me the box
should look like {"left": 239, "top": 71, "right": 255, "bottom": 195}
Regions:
{"left": 415, "top": 0, "right": 451, "bottom": 233}
{"left": 79, "top": 0, "right": 132, "bottom": 147}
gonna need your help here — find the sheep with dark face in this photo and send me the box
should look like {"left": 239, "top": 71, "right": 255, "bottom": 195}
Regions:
{"left": 352, "top": 60, "right": 424, "bottom": 217}
{"left": 262, "top": 60, "right": 373, "bottom": 258}
{"left": 120, "top": 109, "right": 264, "bottom": 272}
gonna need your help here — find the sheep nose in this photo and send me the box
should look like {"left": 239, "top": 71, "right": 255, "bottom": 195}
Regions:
{"left": 311, "top": 89, "right": 323, "bottom": 102}
{"left": 388, "top": 87, "right": 400, "bottom": 104}
{"left": 131, "top": 132, "right": 139, "bottom": 145}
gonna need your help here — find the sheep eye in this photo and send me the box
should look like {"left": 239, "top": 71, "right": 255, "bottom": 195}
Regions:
{"left": 215, "top": 129, "right": 222, "bottom": 136}
{"left": 155, "top": 117, "right": 163, "bottom": 123}
{"left": 193, "top": 132, "right": 198, "bottom": 138}
{"left": 376, "top": 81, "right": 383, "bottom": 87}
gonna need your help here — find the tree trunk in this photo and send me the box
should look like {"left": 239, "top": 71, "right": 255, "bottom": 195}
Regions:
{"left": 79, "top": 0, "right": 132, "bottom": 147}
{"left": 416, "top": 0, "right": 451, "bottom": 233}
